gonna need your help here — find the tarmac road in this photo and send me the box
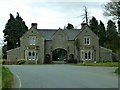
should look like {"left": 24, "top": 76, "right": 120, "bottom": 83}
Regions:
{"left": 6, "top": 65, "right": 118, "bottom": 88}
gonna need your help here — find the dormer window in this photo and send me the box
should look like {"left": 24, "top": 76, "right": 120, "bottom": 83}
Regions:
{"left": 29, "top": 36, "right": 36, "bottom": 45}
{"left": 84, "top": 36, "right": 90, "bottom": 45}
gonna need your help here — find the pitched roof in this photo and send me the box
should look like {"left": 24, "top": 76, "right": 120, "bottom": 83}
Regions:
{"left": 37, "top": 29, "right": 81, "bottom": 40}
{"left": 64, "top": 29, "right": 81, "bottom": 40}
{"left": 37, "top": 29, "right": 57, "bottom": 40}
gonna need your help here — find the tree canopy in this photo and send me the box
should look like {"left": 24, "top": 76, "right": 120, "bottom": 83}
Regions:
{"left": 98, "top": 21, "right": 106, "bottom": 46}
{"left": 105, "top": 20, "right": 118, "bottom": 51}
{"left": 2, "top": 12, "right": 28, "bottom": 59}
{"left": 66, "top": 23, "right": 74, "bottom": 29}
{"left": 104, "top": 1, "right": 120, "bottom": 33}
{"left": 89, "top": 16, "right": 99, "bottom": 35}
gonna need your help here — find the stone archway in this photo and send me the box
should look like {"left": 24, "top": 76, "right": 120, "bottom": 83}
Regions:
{"left": 52, "top": 48, "right": 67, "bottom": 63}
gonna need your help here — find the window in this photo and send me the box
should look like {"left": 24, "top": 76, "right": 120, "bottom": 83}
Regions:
{"left": 29, "top": 52, "right": 31, "bottom": 56}
{"left": 85, "top": 52, "right": 87, "bottom": 59}
{"left": 29, "top": 36, "right": 36, "bottom": 45}
{"left": 84, "top": 36, "right": 90, "bottom": 45}
{"left": 32, "top": 52, "right": 35, "bottom": 56}
{"left": 27, "top": 51, "right": 37, "bottom": 60}
{"left": 88, "top": 51, "right": 91, "bottom": 59}
{"left": 81, "top": 50, "right": 92, "bottom": 60}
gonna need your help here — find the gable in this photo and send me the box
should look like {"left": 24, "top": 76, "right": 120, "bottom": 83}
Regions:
{"left": 51, "top": 29, "right": 68, "bottom": 50}
{"left": 51, "top": 29, "right": 68, "bottom": 40}
{"left": 20, "top": 27, "right": 44, "bottom": 47}
{"left": 75, "top": 26, "right": 99, "bottom": 46}
{"left": 20, "top": 27, "right": 43, "bottom": 40}
{"left": 76, "top": 26, "right": 99, "bottom": 40}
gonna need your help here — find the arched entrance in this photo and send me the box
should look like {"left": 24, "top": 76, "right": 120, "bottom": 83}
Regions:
{"left": 52, "top": 48, "right": 67, "bottom": 63}
{"left": 44, "top": 54, "right": 51, "bottom": 64}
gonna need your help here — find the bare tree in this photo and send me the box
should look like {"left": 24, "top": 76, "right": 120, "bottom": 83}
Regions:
{"left": 76, "top": 6, "right": 90, "bottom": 28}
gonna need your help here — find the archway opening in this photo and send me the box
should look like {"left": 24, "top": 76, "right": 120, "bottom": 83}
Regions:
{"left": 52, "top": 48, "right": 67, "bottom": 62}
{"left": 44, "top": 54, "right": 51, "bottom": 64}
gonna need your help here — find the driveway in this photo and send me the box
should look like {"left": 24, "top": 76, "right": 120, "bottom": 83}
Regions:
{"left": 6, "top": 65, "right": 118, "bottom": 88}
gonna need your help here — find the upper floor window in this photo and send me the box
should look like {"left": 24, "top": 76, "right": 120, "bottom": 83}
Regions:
{"left": 29, "top": 36, "right": 36, "bottom": 45}
{"left": 84, "top": 36, "right": 90, "bottom": 45}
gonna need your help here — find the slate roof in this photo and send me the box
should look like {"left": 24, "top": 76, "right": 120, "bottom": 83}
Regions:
{"left": 37, "top": 29, "right": 81, "bottom": 40}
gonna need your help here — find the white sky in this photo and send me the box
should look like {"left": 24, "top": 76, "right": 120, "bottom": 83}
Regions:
{"left": 0, "top": 0, "right": 111, "bottom": 43}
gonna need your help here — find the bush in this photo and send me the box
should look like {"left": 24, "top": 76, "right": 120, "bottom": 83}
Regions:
{"left": 115, "top": 67, "right": 120, "bottom": 75}
{"left": 17, "top": 59, "right": 26, "bottom": 65}
{"left": 0, "top": 59, "right": 6, "bottom": 64}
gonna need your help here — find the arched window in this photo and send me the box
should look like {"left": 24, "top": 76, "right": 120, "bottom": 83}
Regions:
{"left": 29, "top": 52, "right": 31, "bottom": 56}
{"left": 88, "top": 51, "right": 91, "bottom": 59}
{"left": 85, "top": 52, "right": 87, "bottom": 59}
{"left": 32, "top": 52, "right": 35, "bottom": 56}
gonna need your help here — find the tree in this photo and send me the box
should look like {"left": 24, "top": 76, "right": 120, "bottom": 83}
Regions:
{"left": 2, "top": 44, "right": 7, "bottom": 59}
{"left": 104, "top": 1, "right": 120, "bottom": 33}
{"left": 14, "top": 12, "right": 28, "bottom": 47}
{"left": 66, "top": 23, "right": 74, "bottom": 29}
{"left": 89, "top": 16, "right": 99, "bottom": 35}
{"left": 2, "top": 13, "right": 28, "bottom": 59}
{"left": 82, "top": 6, "right": 89, "bottom": 24}
{"left": 77, "top": 6, "right": 90, "bottom": 25}
{"left": 3, "top": 13, "right": 15, "bottom": 50}
{"left": 98, "top": 21, "right": 106, "bottom": 46}
{"left": 105, "top": 20, "right": 118, "bottom": 51}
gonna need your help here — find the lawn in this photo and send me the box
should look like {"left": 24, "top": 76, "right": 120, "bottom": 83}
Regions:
{"left": 75, "top": 62, "right": 119, "bottom": 67}
{"left": 2, "top": 66, "right": 13, "bottom": 89}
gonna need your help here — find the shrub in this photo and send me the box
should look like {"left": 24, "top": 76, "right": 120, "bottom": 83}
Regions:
{"left": 17, "top": 59, "right": 26, "bottom": 65}
{"left": 0, "top": 59, "right": 6, "bottom": 64}
{"left": 115, "top": 67, "right": 120, "bottom": 75}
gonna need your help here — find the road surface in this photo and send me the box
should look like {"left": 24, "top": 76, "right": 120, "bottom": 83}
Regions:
{"left": 5, "top": 65, "right": 118, "bottom": 88}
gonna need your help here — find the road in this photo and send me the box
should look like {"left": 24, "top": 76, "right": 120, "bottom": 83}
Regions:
{"left": 6, "top": 65, "right": 118, "bottom": 88}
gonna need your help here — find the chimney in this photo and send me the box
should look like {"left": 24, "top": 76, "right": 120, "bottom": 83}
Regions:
{"left": 31, "top": 23, "right": 37, "bottom": 29}
{"left": 81, "top": 23, "right": 87, "bottom": 30}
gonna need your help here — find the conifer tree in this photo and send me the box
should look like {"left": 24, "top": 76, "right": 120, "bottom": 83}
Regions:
{"left": 105, "top": 20, "right": 117, "bottom": 51}
{"left": 2, "top": 13, "right": 28, "bottom": 59}
{"left": 89, "top": 16, "right": 99, "bottom": 35}
{"left": 98, "top": 21, "right": 106, "bottom": 46}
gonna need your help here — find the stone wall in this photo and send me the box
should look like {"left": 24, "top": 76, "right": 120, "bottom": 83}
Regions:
{"left": 7, "top": 47, "right": 20, "bottom": 61}
{"left": 99, "top": 46, "right": 112, "bottom": 62}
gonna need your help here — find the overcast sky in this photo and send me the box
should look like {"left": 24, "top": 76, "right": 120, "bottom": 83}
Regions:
{"left": 0, "top": 0, "right": 111, "bottom": 42}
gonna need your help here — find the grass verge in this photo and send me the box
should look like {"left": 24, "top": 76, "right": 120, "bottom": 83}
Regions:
{"left": 0, "top": 64, "right": 2, "bottom": 89}
{"left": 2, "top": 66, "right": 13, "bottom": 89}
{"left": 115, "top": 67, "right": 120, "bottom": 75}
{"left": 74, "top": 62, "right": 119, "bottom": 67}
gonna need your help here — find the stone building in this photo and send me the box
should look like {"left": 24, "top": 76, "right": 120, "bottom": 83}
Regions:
{"left": 7, "top": 23, "right": 113, "bottom": 64}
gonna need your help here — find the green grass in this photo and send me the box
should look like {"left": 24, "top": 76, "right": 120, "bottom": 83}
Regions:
{"left": 115, "top": 67, "right": 120, "bottom": 75}
{"left": 0, "top": 64, "right": 2, "bottom": 89}
{"left": 2, "top": 66, "right": 13, "bottom": 89}
{"left": 74, "top": 62, "right": 119, "bottom": 67}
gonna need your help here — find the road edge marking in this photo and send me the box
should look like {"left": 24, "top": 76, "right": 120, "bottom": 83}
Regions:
{"left": 15, "top": 74, "right": 22, "bottom": 88}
